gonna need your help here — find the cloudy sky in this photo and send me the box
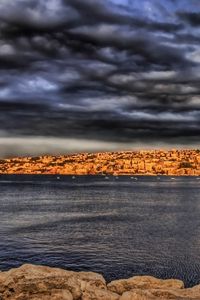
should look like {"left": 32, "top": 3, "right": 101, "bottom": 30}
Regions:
{"left": 0, "top": 0, "right": 200, "bottom": 157}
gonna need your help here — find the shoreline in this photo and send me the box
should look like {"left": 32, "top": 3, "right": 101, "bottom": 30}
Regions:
{"left": 0, "top": 150, "right": 200, "bottom": 176}
{"left": 0, "top": 173, "right": 199, "bottom": 176}
{"left": 0, "top": 264, "right": 200, "bottom": 299}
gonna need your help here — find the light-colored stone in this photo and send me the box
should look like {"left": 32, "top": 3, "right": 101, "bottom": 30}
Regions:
{"left": 120, "top": 286, "right": 200, "bottom": 300}
{"left": 0, "top": 264, "right": 106, "bottom": 300}
{"left": 30, "top": 289, "right": 73, "bottom": 300}
{"left": 0, "top": 264, "right": 200, "bottom": 300}
{"left": 120, "top": 289, "right": 158, "bottom": 300}
{"left": 82, "top": 287, "right": 120, "bottom": 300}
{"left": 108, "top": 275, "right": 184, "bottom": 295}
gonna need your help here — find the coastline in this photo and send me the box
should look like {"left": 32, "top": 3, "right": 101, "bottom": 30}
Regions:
{"left": 0, "top": 173, "right": 199, "bottom": 177}
{"left": 0, "top": 149, "right": 199, "bottom": 176}
{"left": 0, "top": 264, "right": 200, "bottom": 299}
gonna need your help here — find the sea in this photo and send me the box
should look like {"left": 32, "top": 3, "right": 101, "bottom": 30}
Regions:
{"left": 0, "top": 175, "right": 200, "bottom": 287}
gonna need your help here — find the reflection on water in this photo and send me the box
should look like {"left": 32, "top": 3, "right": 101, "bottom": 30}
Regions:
{"left": 0, "top": 175, "right": 200, "bottom": 287}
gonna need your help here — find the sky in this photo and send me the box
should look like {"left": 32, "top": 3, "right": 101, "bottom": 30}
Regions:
{"left": 0, "top": 0, "right": 200, "bottom": 157}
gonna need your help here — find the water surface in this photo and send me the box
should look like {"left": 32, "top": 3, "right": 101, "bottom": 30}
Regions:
{"left": 0, "top": 175, "right": 200, "bottom": 287}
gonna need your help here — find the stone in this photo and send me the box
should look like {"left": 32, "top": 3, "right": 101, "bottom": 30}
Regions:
{"left": 120, "top": 286, "right": 200, "bottom": 299}
{"left": 0, "top": 264, "right": 106, "bottom": 300}
{"left": 82, "top": 287, "right": 120, "bottom": 300}
{"left": 107, "top": 275, "right": 184, "bottom": 295}
{"left": 0, "top": 265, "right": 200, "bottom": 300}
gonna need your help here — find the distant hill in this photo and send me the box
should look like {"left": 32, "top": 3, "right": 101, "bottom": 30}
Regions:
{"left": 0, "top": 150, "right": 200, "bottom": 176}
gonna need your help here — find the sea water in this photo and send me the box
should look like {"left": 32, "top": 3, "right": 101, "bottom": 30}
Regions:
{"left": 0, "top": 175, "right": 199, "bottom": 287}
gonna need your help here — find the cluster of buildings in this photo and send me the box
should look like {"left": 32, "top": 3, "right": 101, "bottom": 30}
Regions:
{"left": 0, "top": 149, "right": 200, "bottom": 175}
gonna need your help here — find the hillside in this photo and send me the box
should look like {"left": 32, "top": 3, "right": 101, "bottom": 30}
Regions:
{"left": 0, "top": 149, "right": 200, "bottom": 175}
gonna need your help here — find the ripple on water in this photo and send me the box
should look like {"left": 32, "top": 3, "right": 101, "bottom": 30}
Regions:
{"left": 0, "top": 176, "right": 200, "bottom": 287}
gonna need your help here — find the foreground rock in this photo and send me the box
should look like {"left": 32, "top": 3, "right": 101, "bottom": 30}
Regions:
{"left": 0, "top": 264, "right": 199, "bottom": 299}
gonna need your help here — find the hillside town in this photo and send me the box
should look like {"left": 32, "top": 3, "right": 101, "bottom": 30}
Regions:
{"left": 0, "top": 149, "right": 199, "bottom": 175}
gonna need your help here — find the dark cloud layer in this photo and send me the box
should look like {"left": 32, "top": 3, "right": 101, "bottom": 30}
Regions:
{"left": 0, "top": 0, "right": 200, "bottom": 156}
{"left": 178, "top": 11, "right": 200, "bottom": 26}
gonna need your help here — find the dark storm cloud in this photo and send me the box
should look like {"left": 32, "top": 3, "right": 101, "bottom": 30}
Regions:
{"left": 177, "top": 12, "right": 200, "bottom": 27}
{"left": 0, "top": 0, "right": 200, "bottom": 156}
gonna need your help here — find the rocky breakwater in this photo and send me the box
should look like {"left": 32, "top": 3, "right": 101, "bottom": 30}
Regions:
{"left": 0, "top": 264, "right": 200, "bottom": 299}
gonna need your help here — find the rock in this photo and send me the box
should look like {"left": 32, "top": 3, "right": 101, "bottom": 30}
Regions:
{"left": 82, "top": 287, "right": 120, "bottom": 300}
{"left": 120, "top": 289, "right": 159, "bottom": 300}
{"left": 29, "top": 289, "right": 73, "bottom": 300}
{"left": 120, "top": 286, "right": 200, "bottom": 299}
{"left": 0, "top": 264, "right": 200, "bottom": 300}
{"left": 0, "top": 264, "right": 106, "bottom": 300}
{"left": 107, "top": 275, "right": 184, "bottom": 295}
